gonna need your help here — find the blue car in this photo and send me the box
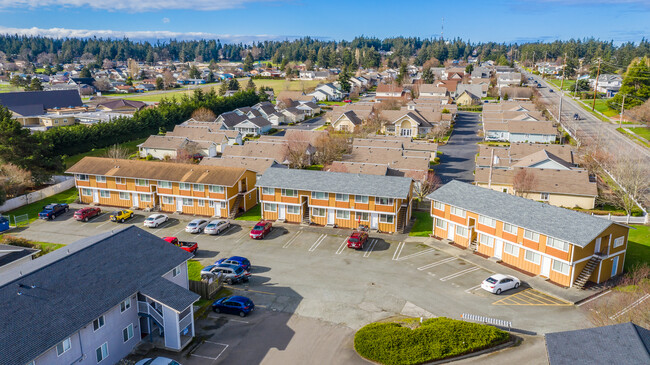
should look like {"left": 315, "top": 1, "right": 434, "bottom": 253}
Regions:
{"left": 215, "top": 256, "right": 251, "bottom": 272}
{"left": 212, "top": 295, "right": 255, "bottom": 317}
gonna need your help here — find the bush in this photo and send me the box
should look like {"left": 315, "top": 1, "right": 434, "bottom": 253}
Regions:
{"left": 354, "top": 317, "right": 509, "bottom": 365}
{"left": 145, "top": 154, "right": 154, "bottom": 161}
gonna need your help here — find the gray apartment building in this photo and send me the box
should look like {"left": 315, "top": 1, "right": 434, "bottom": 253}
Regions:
{"left": 0, "top": 226, "right": 200, "bottom": 365}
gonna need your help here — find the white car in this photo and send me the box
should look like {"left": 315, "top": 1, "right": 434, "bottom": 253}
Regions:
{"left": 135, "top": 357, "right": 181, "bottom": 365}
{"left": 204, "top": 220, "right": 231, "bottom": 235}
{"left": 185, "top": 218, "right": 209, "bottom": 233}
{"left": 481, "top": 274, "right": 521, "bottom": 295}
{"left": 143, "top": 214, "right": 169, "bottom": 228}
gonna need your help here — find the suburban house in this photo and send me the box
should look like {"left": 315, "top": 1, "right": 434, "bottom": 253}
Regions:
{"left": 299, "top": 70, "right": 330, "bottom": 80}
{"left": 0, "top": 244, "right": 38, "bottom": 274}
{"left": 200, "top": 156, "right": 287, "bottom": 179}
{"left": 309, "top": 83, "right": 343, "bottom": 101}
{"left": 231, "top": 116, "right": 272, "bottom": 136}
{"left": 256, "top": 167, "right": 414, "bottom": 233}
{"left": 456, "top": 90, "right": 481, "bottom": 106}
{"left": 137, "top": 135, "right": 217, "bottom": 159}
{"left": 97, "top": 99, "right": 146, "bottom": 113}
{"left": 590, "top": 74, "right": 623, "bottom": 97}
{"left": 375, "top": 84, "right": 406, "bottom": 100}
{"left": 0, "top": 226, "right": 199, "bottom": 365}
{"left": 379, "top": 107, "right": 451, "bottom": 137}
{"left": 418, "top": 84, "right": 449, "bottom": 98}
{"left": 277, "top": 91, "right": 317, "bottom": 104}
{"left": 354, "top": 137, "right": 438, "bottom": 162}
{"left": 327, "top": 103, "right": 375, "bottom": 131}
{"left": 0, "top": 89, "right": 84, "bottom": 128}
{"left": 332, "top": 110, "right": 364, "bottom": 131}
{"left": 222, "top": 139, "right": 316, "bottom": 167}
{"left": 476, "top": 143, "right": 576, "bottom": 170}
{"left": 456, "top": 84, "right": 488, "bottom": 99}
{"left": 483, "top": 121, "right": 557, "bottom": 143}
{"left": 166, "top": 125, "right": 232, "bottom": 155}
{"left": 499, "top": 86, "right": 533, "bottom": 101}
{"left": 180, "top": 119, "right": 243, "bottom": 145}
{"left": 427, "top": 180, "right": 630, "bottom": 288}
{"left": 67, "top": 157, "right": 258, "bottom": 218}
{"left": 496, "top": 72, "right": 522, "bottom": 89}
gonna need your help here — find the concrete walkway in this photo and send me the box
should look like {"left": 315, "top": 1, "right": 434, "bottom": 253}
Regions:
{"left": 435, "top": 111, "right": 482, "bottom": 183}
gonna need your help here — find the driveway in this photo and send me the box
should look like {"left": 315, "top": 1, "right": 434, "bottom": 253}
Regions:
{"left": 435, "top": 111, "right": 482, "bottom": 183}
{"left": 279, "top": 116, "right": 326, "bottom": 131}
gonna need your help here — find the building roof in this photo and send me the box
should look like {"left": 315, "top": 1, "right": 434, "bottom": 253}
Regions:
{"left": 257, "top": 167, "right": 412, "bottom": 199}
{"left": 200, "top": 156, "right": 285, "bottom": 173}
{"left": 326, "top": 161, "right": 389, "bottom": 176}
{"left": 0, "top": 244, "right": 38, "bottom": 268}
{"left": 474, "top": 167, "right": 597, "bottom": 197}
{"left": 427, "top": 180, "right": 619, "bottom": 247}
{"left": 376, "top": 84, "right": 404, "bottom": 94}
{"left": 97, "top": 98, "right": 146, "bottom": 111}
{"left": 0, "top": 90, "right": 83, "bottom": 116}
{"left": 545, "top": 322, "right": 650, "bottom": 365}
{"left": 507, "top": 121, "right": 557, "bottom": 135}
{"left": 217, "top": 111, "right": 248, "bottom": 128}
{"left": 345, "top": 146, "right": 430, "bottom": 181}
{"left": 419, "top": 84, "right": 448, "bottom": 94}
{"left": 139, "top": 135, "right": 188, "bottom": 150}
{"left": 0, "top": 226, "right": 197, "bottom": 365}
{"left": 140, "top": 276, "right": 199, "bottom": 312}
{"left": 511, "top": 150, "right": 574, "bottom": 170}
{"left": 66, "top": 157, "right": 248, "bottom": 187}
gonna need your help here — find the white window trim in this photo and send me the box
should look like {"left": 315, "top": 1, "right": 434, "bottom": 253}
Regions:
{"left": 162, "top": 196, "right": 173, "bottom": 204}
{"left": 281, "top": 189, "right": 298, "bottom": 197}
{"left": 56, "top": 337, "right": 71, "bottom": 357}
{"left": 135, "top": 179, "right": 148, "bottom": 187}
{"left": 287, "top": 205, "right": 300, "bottom": 214}
{"left": 82, "top": 188, "right": 92, "bottom": 196}
{"left": 450, "top": 206, "right": 466, "bottom": 218}
{"left": 158, "top": 180, "right": 172, "bottom": 188}
{"left": 613, "top": 236, "right": 625, "bottom": 248}
{"left": 262, "top": 187, "right": 274, "bottom": 195}
{"left": 504, "top": 242, "right": 519, "bottom": 257}
{"left": 182, "top": 198, "right": 194, "bottom": 206}
{"left": 123, "top": 324, "right": 134, "bottom": 343}
{"left": 179, "top": 183, "right": 191, "bottom": 191}
{"left": 435, "top": 217, "right": 447, "bottom": 229}
{"left": 99, "top": 190, "right": 110, "bottom": 198}
{"left": 523, "top": 229, "right": 540, "bottom": 242}
{"left": 119, "top": 192, "right": 130, "bottom": 200}
{"left": 547, "top": 237, "right": 569, "bottom": 252}
{"left": 197, "top": 199, "right": 205, "bottom": 207}
{"left": 95, "top": 176, "right": 107, "bottom": 183}
{"left": 455, "top": 225, "right": 468, "bottom": 238}
{"left": 479, "top": 234, "right": 494, "bottom": 247}
{"left": 120, "top": 298, "right": 131, "bottom": 313}
{"left": 433, "top": 201, "right": 444, "bottom": 210}
{"left": 540, "top": 192, "right": 550, "bottom": 201}
{"left": 263, "top": 203, "right": 277, "bottom": 212}
{"left": 552, "top": 260, "right": 570, "bottom": 275}
{"left": 478, "top": 215, "right": 496, "bottom": 228}
{"left": 193, "top": 184, "right": 204, "bottom": 191}
{"left": 336, "top": 210, "right": 350, "bottom": 219}
{"left": 354, "top": 195, "right": 369, "bottom": 204}
{"left": 76, "top": 174, "right": 89, "bottom": 181}
{"left": 379, "top": 214, "right": 394, "bottom": 224}
{"left": 96, "top": 342, "right": 109, "bottom": 363}
{"left": 524, "top": 250, "right": 541, "bottom": 265}
{"left": 503, "top": 222, "right": 518, "bottom": 235}
{"left": 311, "top": 191, "right": 328, "bottom": 200}
{"left": 93, "top": 315, "right": 105, "bottom": 332}
{"left": 355, "top": 212, "right": 370, "bottom": 221}
{"left": 172, "top": 266, "right": 181, "bottom": 277}
{"left": 335, "top": 193, "right": 349, "bottom": 202}
{"left": 476, "top": 227, "right": 574, "bottom": 265}
{"left": 375, "top": 197, "right": 394, "bottom": 206}
{"left": 312, "top": 207, "right": 326, "bottom": 217}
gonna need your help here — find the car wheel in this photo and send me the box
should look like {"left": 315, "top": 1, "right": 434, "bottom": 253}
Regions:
{"left": 496, "top": 288, "right": 502, "bottom": 295}
{"left": 213, "top": 307, "right": 220, "bottom": 313}
{"left": 65, "top": 208, "right": 69, "bottom": 212}
{"left": 154, "top": 223, "right": 159, "bottom": 228}
{"left": 84, "top": 217, "right": 88, "bottom": 222}
{"left": 120, "top": 218, "right": 124, "bottom": 223}
{"left": 514, "top": 282, "right": 520, "bottom": 289}
{"left": 227, "top": 278, "right": 233, "bottom": 285}
{"left": 239, "top": 311, "right": 246, "bottom": 318}
{"left": 51, "top": 214, "right": 55, "bottom": 220}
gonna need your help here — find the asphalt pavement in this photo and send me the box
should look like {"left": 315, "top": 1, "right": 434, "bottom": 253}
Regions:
{"left": 435, "top": 111, "right": 482, "bottom": 183}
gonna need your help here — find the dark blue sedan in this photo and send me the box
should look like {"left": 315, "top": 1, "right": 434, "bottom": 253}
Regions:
{"left": 215, "top": 256, "right": 251, "bottom": 272}
{"left": 212, "top": 296, "right": 255, "bottom": 317}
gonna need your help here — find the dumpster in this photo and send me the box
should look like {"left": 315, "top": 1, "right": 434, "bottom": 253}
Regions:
{"left": 0, "top": 216, "right": 9, "bottom": 233}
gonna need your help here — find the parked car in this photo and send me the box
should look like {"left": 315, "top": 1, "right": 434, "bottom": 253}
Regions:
{"left": 185, "top": 218, "right": 209, "bottom": 233}
{"left": 216, "top": 256, "right": 251, "bottom": 272}
{"left": 206, "top": 264, "right": 249, "bottom": 284}
{"left": 162, "top": 236, "right": 198, "bottom": 254}
{"left": 200, "top": 264, "right": 218, "bottom": 276}
{"left": 38, "top": 203, "right": 69, "bottom": 220}
{"left": 204, "top": 219, "right": 230, "bottom": 235}
{"left": 250, "top": 220, "right": 272, "bottom": 239}
{"left": 73, "top": 207, "right": 101, "bottom": 222}
{"left": 481, "top": 274, "right": 521, "bottom": 295}
{"left": 573, "top": 113, "right": 580, "bottom": 120}
{"left": 144, "top": 214, "right": 168, "bottom": 228}
{"left": 212, "top": 295, "right": 255, "bottom": 317}
{"left": 135, "top": 358, "right": 181, "bottom": 365}
{"left": 110, "top": 209, "right": 134, "bottom": 223}
{"left": 549, "top": 88, "right": 554, "bottom": 93}
{"left": 347, "top": 230, "right": 369, "bottom": 250}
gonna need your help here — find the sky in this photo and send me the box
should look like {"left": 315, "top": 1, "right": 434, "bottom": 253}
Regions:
{"left": 0, "top": 0, "right": 648, "bottom": 44}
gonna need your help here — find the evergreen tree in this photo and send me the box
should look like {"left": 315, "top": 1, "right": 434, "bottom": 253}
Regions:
{"left": 218, "top": 81, "right": 228, "bottom": 95}
{"left": 207, "top": 71, "right": 215, "bottom": 83}
{"left": 80, "top": 67, "right": 91, "bottom": 78}
{"left": 228, "top": 78, "right": 241, "bottom": 91}
{"left": 243, "top": 53, "right": 254, "bottom": 72}
{"left": 189, "top": 65, "right": 201, "bottom": 79}
{"left": 27, "top": 78, "right": 43, "bottom": 91}
{"left": 610, "top": 57, "right": 650, "bottom": 110}
{"left": 246, "top": 78, "right": 256, "bottom": 91}
{"left": 338, "top": 66, "right": 351, "bottom": 92}
{"left": 155, "top": 77, "right": 164, "bottom": 90}
{"left": 396, "top": 63, "right": 408, "bottom": 85}
{"left": 465, "top": 64, "right": 474, "bottom": 74}
{"left": 422, "top": 67, "right": 435, "bottom": 84}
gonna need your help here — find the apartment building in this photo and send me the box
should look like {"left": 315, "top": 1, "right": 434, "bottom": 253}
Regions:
{"left": 0, "top": 226, "right": 199, "bottom": 365}
{"left": 427, "top": 181, "right": 629, "bottom": 288}
{"left": 67, "top": 157, "right": 258, "bottom": 218}
{"left": 256, "top": 168, "right": 413, "bottom": 233}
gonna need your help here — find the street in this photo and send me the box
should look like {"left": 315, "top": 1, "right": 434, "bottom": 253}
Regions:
{"left": 434, "top": 111, "right": 482, "bottom": 183}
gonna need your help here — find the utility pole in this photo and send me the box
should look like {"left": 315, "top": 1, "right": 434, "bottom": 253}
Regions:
{"left": 558, "top": 53, "right": 566, "bottom": 126}
{"left": 574, "top": 59, "right": 583, "bottom": 97}
{"left": 592, "top": 58, "right": 601, "bottom": 111}
{"left": 619, "top": 94, "right": 626, "bottom": 128}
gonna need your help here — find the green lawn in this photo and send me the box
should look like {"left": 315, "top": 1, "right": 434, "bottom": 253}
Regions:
{"left": 188, "top": 259, "right": 203, "bottom": 281}
{"left": 64, "top": 137, "right": 148, "bottom": 169}
{"left": 576, "top": 99, "right": 611, "bottom": 122}
{"left": 593, "top": 99, "right": 619, "bottom": 117}
{"left": 547, "top": 78, "right": 576, "bottom": 92}
{"left": 2, "top": 188, "right": 79, "bottom": 223}
{"left": 0, "top": 83, "right": 21, "bottom": 93}
{"left": 235, "top": 204, "right": 261, "bottom": 221}
{"left": 617, "top": 128, "right": 650, "bottom": 148}
{"left": 241, "top": 78, "right": 323, "bottom": 96}
{"left": 626, "top": 225, "right": 650, "bottom": 270}
{"left": 409, "top": 211, "right": 433, "bottom": 237}
{"left": 628, "top": 127, "right": 650, "bottom": 141}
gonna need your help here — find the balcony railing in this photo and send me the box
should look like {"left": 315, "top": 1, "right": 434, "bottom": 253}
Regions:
{"left": 138, "top": 301, "right": 165, "bottom": 327}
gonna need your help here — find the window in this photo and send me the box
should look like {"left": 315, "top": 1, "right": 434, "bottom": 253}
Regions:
{"left": 456, "top": 225, "right": 468, "bottom": 237}
{"left": 193, "top": 184, "right": 204, "bottom": 191}
{"left": 478, "top": 215, "right": 496, "bottom": 228}
{"left": 264, "top": 203, "right": 277, "bottom": 212}
{"left": 547, "top": 237, "right": 569, "bottom": 252}
{"left": 82, "top": 188, "right": 92, "bottom": 196}
{"left": 479, "top": 234, "right": 494, "bottom": 247}
{"left": 335, "top": 193, "right": 349, "bottom": 202}
{"left": 262, "top": 187, "right": 274, "bottom": 195}
{"left": 96, "top": 342, "right": 109, "bottom": 363}
{"left": 115, "top": 177, "right": 125, "bottom": 185}
{"left": 123, "top": 324, "right": 134, "bottom": 343}
{"left": 282, "top": 189, "right": 298, "bottom": 197}
{"left": 210, "top": 185, "right": 224, "bottom": 193}
{"left": 99, "top": 190, "right": 110, "bottom": 198}
{"left": 120, "top": 298, "right": 131, "bottom": 312}
{"left": 375, "top": 197, "right": 394, "bottom": 205}
{"left": 76, "top": 174, "right": 89, "bottom": 181}
{"left": 172, "top": 266, "right": 181, "bottom": 277}
{"left": 523, "top": 229, "right": 539, "bottom": 242}
{"left": 182, "top": 198, "right": 194, "bottom": 206}
{"left": 179, "top": 183, "right": 191, "bottom": 190}
{"left": 95, "top": 176, "right": 106, "bottom": 183}
{"left": 197, "top": 199, "right": 205, "bottom": 207}
{"left": 162, "top": 196, "right": 173, "bottom": 204}
{"left": 435, "top": 218, "right": 447, "bottom": 229}
{"left": 287, "top": 205, "right": 300, "bottom": 214}
{"left": 433, "top": 201, "right": 444, "bottom": 210}
{"left": 504, "top": 242, "right": 519, "bottom": 257}
{"left": 135, "top": 179, "right": 148, "bottom": 186}
{"left": 552, "top": 260, "right": 570, "bottom": 275}
{"left": 450, "top": 206, "right": 466, "bottom": 218}
{"left": 503, "top": 223, "right": 518, "bottom": 234}
{"left": 93, "top": 316, "right": 105, "bottom": 331}
{"left": 312, "top": 207, "right": 326, "bottom": 217}
{"left": 502, "top": 188, "right": 508, "bottom": 193}
{"left": 336, "top": 210, "right": 350, "bottom": 219}
{"left": 138, "top": 194, "right": 151, "bottom": 202}
{"left": 311, "top": 191, "right": 328, "bottom": 200}
{"left": 380, "top": 214, "right": 394, "bottom": 224}
{"left": 56, "top": 337, "right": 71, "bottom": 356}
{"left": 158, "top": 180, "right": 172, "bottom": 188}
{"left": 613, "top": 236, "right": 625, "bottom": 248}
{"left": 355, "top": 212, "right": 370, "bottom": 221}
{"left": 540, "top": 192, "right": 550, "bottom": 201}
{"left": 355, "top": 195, "right": 369, "bottom": 204}
{"left": 524, "top": 250, "right": 541, "bottom": 264}
{"left": 119, "top": 192, "right": 130, "bottom": 200}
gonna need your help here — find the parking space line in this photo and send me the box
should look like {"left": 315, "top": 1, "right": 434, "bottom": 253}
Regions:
{"left": 465, "top": 284, "right": 482, "bottom": 293}
{"left": 191, "top": 354, "right": 218, "bottom": 360}
{"left": 417, "top": 257, "right": 456, "bottom": 271}
{"left": 492, "top": 289, "right": 573, "bottom": 306}
{"left": 392, "top": 242, "right": 405, "bottom": 261}
{"left": 283, "top": 231, "right": 302, "bottom": 248}
{"left": 439, "top": 266, "right": 481, "bottom": 281}
{"left": 215, "top": 226, "right": 236, "bottom": 240}
{"left": 517, "top": 291, "right": 549, "bottom": 305}
{"left": 172, "top": 227, "right": 185, "bottom": 236}
{"left": 94, "top": 220, "right": 113, "bottom": 230}
{"left": 397, "top": 247, "right": 436, "bottom": 261}
{"left": 197, "top": 340, "right": 229, "bottom": 361}
{"left": 610, "top": 293, "right": 650, "bottom": 320}
{"left": 577, "top": 290, "right": 611, "bottom": 307}
{"left": 523, "top": 289, "right": 567, "bottom": 305}
{"left": 308, "top": 234, "right": 327, "bottom": 252}
{"left": 363, "top": 239, "right": 378, "bottom": 257}
{"left": 335, "top": 238, "right": 348, "bottom": 255}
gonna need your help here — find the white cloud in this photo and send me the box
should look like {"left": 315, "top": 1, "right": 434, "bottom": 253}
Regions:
{"left": 162, "top": 17, "right": 170, "bottom": 23}
{"left": 0, "top": 26, "right": 298, "bottom": 43}
{"left": 0, "top": 0, "right": 277, "bottom": 12}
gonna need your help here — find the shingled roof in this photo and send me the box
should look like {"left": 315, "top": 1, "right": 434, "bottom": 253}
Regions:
{"left": 0, "top": 90, "right": 83, "bottom": 116}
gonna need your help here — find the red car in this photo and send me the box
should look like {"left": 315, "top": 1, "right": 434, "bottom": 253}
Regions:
{"left": 74, "top": 207, "right": 101, "bottom": 222}
{"left": 347, "top": 230, "right": 369, "bottom": 249}
{"left": 163, "top": 236, "right": 198, "bottom": 254}
{"left": 250, "top": 221, "right": 272, "bottom": 239}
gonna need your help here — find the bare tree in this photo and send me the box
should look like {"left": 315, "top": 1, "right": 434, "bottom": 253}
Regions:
{"left": 163, "top": 70, "right": 176, "bottom": 89}
{"left": 176, "top": 142, "right": 203, "bottom": 163}
{"left": 191, "top": 107, "right": 216, "bottom": 122}
{"left": 277, "top": 98, "right": 294, "bottom": 110}
{"left": 284, "top": 133, "right": 310, "bottom": 168}
{"left": 0, "top": 163, "right": 34, "bottom": 198}
{"left": 512, "top": 168, "right": 537, "bottom": 197}
{"left": 104, "top": 144, "right": 131, "bottom": 160}
{"left": 413, "top": 171, "right": 442, "bottom": 208}
{"left": 607, "top": 156, "right": 650, "bottom": 216}
{"left": 93, "top": 78, "right": 113, "bottom": 92}
{"left": 313, "top": 133, "right": 349, "bottom": 165}
{"left": 626, "top": 99, "right": 650, "bottom": 126}
{"left": 127, "top": 59, "right": 140, "bottom": 79}
{"left": 102, "top": 59, "right": 115, "bottom": 70}
{"left": 427, "top": 124, "right": 451, "bottom": 142}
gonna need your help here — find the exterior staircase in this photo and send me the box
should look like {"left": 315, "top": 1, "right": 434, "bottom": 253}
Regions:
{"left": 301, "top": 204, "right": 310, "bottom": 225}
{"left": 228, "top": 194, "right": 243, "bottom": 219}
{"left": 396, "top": 205, "right": 408, "bottom": 233}
{"left": 468, "top": 239, "right": 478, "bottom": 251}
{"left": 573, "top": 256, "right": 602, "bottom": 289}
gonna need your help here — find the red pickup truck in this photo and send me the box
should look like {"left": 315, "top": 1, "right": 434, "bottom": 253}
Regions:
{"left": 163, "top": 237, "right": 198, "bottom": 254}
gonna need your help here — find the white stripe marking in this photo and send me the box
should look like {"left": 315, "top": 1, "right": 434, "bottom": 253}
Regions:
{"left": 94, "top": 220, "right": 113, "bottom": 229}
{"left": 610, "top": 293, "right": 650, "bottom": 320}
{"left": 397, "top": 248, "right": 437, "bottom": 261}
{"left": 392, "top": 241, "right": 405, "bottom": 261}
{"left": 283, "top": 231, "right": 302, "bottom": 248}
{"left": 440, "top": 266, "right": 481, "bottom": 281}
{"left": 465, "top": 284, "right": 482, "bottom": 293}
{"left": 363, "top": 239, "right": 378, "bottom": 257}
{"left": 577, "top": 290, "right": 612, "bottom": 307}
{"left": 417, "top": 257, "right": 457, "bottom": 270}
{"left": 215, "top": 226, "right": 236, "bottom": 240}
{"left": 335, "top": 238, "right": 348, "bottom": 255}
{"left": 308, "top": 234, "right": 327, "bottom": 252}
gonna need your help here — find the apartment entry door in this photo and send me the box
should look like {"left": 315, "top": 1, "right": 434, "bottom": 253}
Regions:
{"left": 278, "top": 205, "right": 286, "bottom": 220}
{"left": 541, "top": 256, "right": 551, "bottom": 277}
{"left": 176, "top": 198, "right": 183, "bottom": 212}
{"left": 370, "top": 213, "right": 379, "bottom": 229}
{"left": 327, "top": 209, "right": 335, "bottom": 225}
{"left": 447, "top": 223, "right": 455, "bottom": 240}
{"left": 92, "top": 189, "right": 99, "bottom": 203}
{"left": 494, "top": 239, "right": 503, "bottom": 260}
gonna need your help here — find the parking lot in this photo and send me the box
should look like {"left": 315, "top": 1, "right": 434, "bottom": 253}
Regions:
{"left": 11, "top": 205, "right": 594, "bottom": 363}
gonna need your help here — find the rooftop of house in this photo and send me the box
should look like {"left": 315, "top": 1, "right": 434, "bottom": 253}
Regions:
{"left": 139, "top": 135, "right": 189, "bottom": 150}
{"left": 0, "top": 244, "right": 39, "bottom": 268}
{"left": 199, "top": 156, "right": 286, "bottom": 173}
{"left": 325, "top": 161, "right": 389, "bottom": 176}
{"left": 376, "top": 84, "right": 404, "bottom": 94}
{"left": 0, "top": 89, "right": 83, "bottom": 117}
{"left": 474, "top": 167, "right": 597, "bottom": 197}
{"left": 97, "top": 98, "right": 146, "bottom": 110}
{"left": 483, "top": 120, "right": 557, "bottom": 135}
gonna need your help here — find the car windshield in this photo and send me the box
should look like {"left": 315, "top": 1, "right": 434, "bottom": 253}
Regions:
{"left": 253, "top": 225, "right": 264, "bottom": 230}
{"left": 234, "top": 267, "right": 244, "bottom": 275}
{"left": 485, "top": 277, "right": 498, "bottom": 284}
{"left": 146, "top": 217, "right": 154, "bottom": 221}
{"left": 206, "top": 224, "right": 216, "bottom": 228}
{"left": 348, "top": 238, "right": 359, "bottom": 243}
{"left": 44, "top": 205, "right": 55, "bottom": 209}
{"left": 111, "top": 211, "right": 119, "bottom": 215}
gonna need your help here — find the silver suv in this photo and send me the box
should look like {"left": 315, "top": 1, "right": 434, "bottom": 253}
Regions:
{"left": 205, "top": 264, "right": 249, "bottom": 285}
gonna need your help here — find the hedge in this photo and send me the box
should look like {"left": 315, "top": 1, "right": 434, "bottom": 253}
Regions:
{"left": 354, "top": 317, "right": 509, "bottom": 365}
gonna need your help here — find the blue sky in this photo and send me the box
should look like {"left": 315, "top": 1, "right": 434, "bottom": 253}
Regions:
{"left": 0, "top": 0, "right": 648, "bottom": 44}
